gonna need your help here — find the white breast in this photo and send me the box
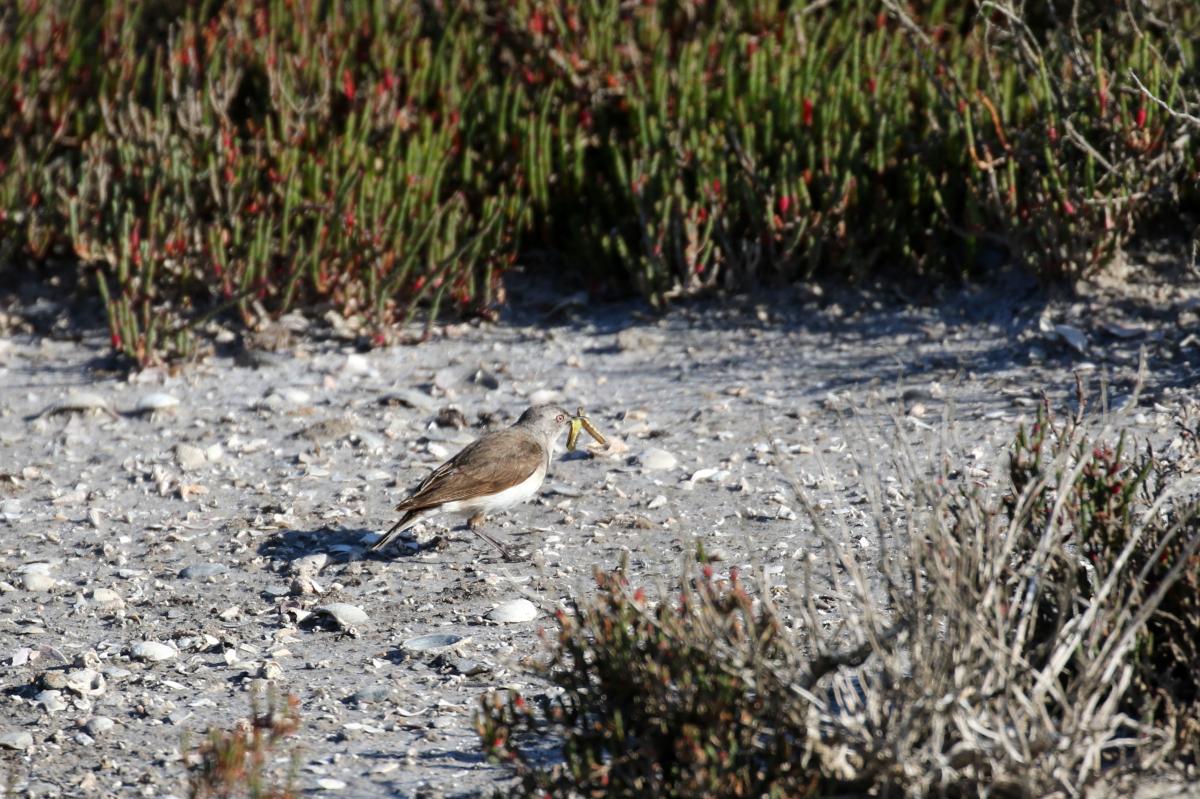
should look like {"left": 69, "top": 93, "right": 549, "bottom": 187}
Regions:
{"left": 440, "top": 463, "right": 548, "bottom": 517}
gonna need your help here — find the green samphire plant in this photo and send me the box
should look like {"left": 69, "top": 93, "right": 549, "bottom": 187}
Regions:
{"left": 2, "top": 1, "right": 1197, "bottom": 364}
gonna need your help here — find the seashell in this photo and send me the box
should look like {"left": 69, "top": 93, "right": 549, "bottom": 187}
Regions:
{"left": 131, "top": 641, "right": 177, "bottom": 662}
{"left": 401, "top": 633, "right": 468, "bottom": 654}
{"left": 131, "top": 392, "right": 180, "bottom": 414}
{"left": 484, "top": 599, "right": 538, "bottom": 624}
{"left": 313, "top": 603, "right": 369, "bottom": 629}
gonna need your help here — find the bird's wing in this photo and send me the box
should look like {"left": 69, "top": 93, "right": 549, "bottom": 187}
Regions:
{"left": 395, "top": 429, "right": 544, "bottom": 511}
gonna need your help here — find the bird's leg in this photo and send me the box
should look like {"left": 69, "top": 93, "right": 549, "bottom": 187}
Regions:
{"left": 467, "top": 511, "right": 486, "bottom": 530}
{"left": 466, "top": 525, "right": 524, "bottom": 562}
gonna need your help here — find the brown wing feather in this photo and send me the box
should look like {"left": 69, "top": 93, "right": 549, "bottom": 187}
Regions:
{"left": 395, "top": 429, "right": 543, "bottom": 512}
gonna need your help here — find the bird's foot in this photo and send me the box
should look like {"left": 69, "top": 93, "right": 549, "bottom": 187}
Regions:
{"left": 467, "top": 527, "right": 523, "bottom": 562}
{"left": 467, "top": 511, "right": 486, "bottom": 530}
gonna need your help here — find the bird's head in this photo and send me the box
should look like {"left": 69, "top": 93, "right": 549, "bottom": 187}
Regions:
{"left": 516, "top": 404, "right": 573, "bottom": 440}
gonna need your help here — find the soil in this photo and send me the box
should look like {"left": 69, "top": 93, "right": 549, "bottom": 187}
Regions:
{"left": 0, "top": 265, "right": 1197, "bottom": 797}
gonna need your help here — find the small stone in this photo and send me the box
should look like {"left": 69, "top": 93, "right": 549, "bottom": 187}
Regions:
{"left": 0, "top": 731, "right": 33, "bottom": 751}
{"left": 317, "top": 778, "right": 347, "bottom": 791}
{"left": 453, "top": 659, "right": 491, "bottom": 676}
{"left": 132, "top": 393, "right": 180, "bottom": 414}
{"left": 473, "top": 369, "right": 501, "bottom": 390}
{"left": 484, "top": 599, "right": 538, "bottom": 624}
{"left": 433, "top": 367, "right": 465, "bottom": 391}
{"left": 341, "top": 353, "right": 372, "bottom": 376}
{"left": 638, "top": 448, "right": 678, "bottom": 471}
{"left": 313, "top": 603, "right": 369, "bottom": 629}
{"left": 90, "top": 588, "right": 124, "bottom": 610}
{"left": 434, "top": 407, "right": 468, "bottom": 429}
{"left": 85, "top": 716, "right": 115, "bottom": 737}
{"left": 352, "top": 685, "right": 393, "bottom": 705}
{"left": 1, "top": 498, "right": 22, "bottom": 521}
{"left": 401, "top": 633, "right": 467, "bottom": 654}
{"left": 35, "top": 690, "right": 67, "bottom": 713}
{"left": 289, "top": 554, "right": 328, "bottom": 577}
{"left": 65, "top": 668, "right": 106, "bottom": 697}
{"left": 379, "top": 389, "right": 434, "bottom": 411}
{"left": 48, "top": 392, "right": 112, "bottom": 417}
{"left": 646, "top": 495, "right": 668, "bottom": 510}
{"left": 175, "top": 444, "right": 207, "bottom": 471}
{"left": 179, "top": 563, "right": 229, "bottom": 580}
{"left": 616, "top": 328, "right": 662, "bottom": 353}
{"left": 131, "top": 641, "right": 177, "bottom": 662}
{"left": 22, "top": 572, "right": 56, "bottom": 592}
{"left": 528, "top": 389, "right": 561, "bottom": 405}
{"left": 41, "top": 671, "right": 68, "bottom": 690}
{"left": 269, "top": 387, "right": 311, "bottom": 405}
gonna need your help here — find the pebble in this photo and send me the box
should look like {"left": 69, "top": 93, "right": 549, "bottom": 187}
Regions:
{"left": 313, "top": 603, "right": 369, "bottom": 629}
{"left": 0, "top": 731, "right": 33, "bottom": 751}
{"left": 1, "top": 498, "right": 22, "bottom": 521}
{"left": 175, "top": 443, "right": 207, "bottom": 471}
{"left": 616, "top": 328, "right": 662, "bottom": 353}
{"left": 453, "top": 659, "right": 491, "bottom": 676}
{"left": 638, "top": 448, "right": 678, "bottom": 471}
{"left": 65, "top": 668, "right": 106, "bottom": 697}
{"left": 317, "top": 778, "right": 347, "bottom": 791}
{"left": 132, "top": 393, "right": 180, "bottom": 414}
{"left": 379, "top": 389, "right": 434, "bottom": 410}
{"left": 341, "top": 353, "right": 372, "bottom": 376}
{"left": 178, "top": 563, "right": 229, "bottom": 580}
{"left": 433, "top": 366, "right": 465, "bottom": 391}
{"left": 132, "top": 641, "right": 178, "bottom": 662}
{"left": 528, "top": 389, "right": 562, "bottom": 405}
{"left": 263, "top": 387, "right": 311, "bottom": 407}
{"left": 289, "top": 554, "right": 328, "bottom": 576}
{"left": 48, "top": 392, "right": 113, "bottom": 417}
{"left": 85, "top": 716, "right": 115, "bottom": 737}
{"left": 484, "top": 599, "right": 538, "bottom": 624}
{"left": 35, "top": 690, "right": 67, "bottom": 713}
{"left": 90, "top": 588, "right": 124, "bottom": 610}
{"left": 646, "top": 494, "right": 668, "bottom": 510}
{"left": 352, "top": 685, "right": 393, "bottom": 705}
{"left": 22, "top": 572, "right": 56, "bottom": 591}
{"left": 401, "top": 633, "right": 467, "bottom": 654}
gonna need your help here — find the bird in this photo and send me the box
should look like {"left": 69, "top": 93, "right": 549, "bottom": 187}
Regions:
{"left": 370, "top": 405, "right": 575, "bottom": 560}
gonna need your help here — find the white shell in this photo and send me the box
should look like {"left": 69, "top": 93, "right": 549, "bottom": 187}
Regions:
{"left": 133, "top": 392, "right": 180, "bottom": 413}
{"left": 401, "top": 633, "right": 467, "bottom": 653}
{"left": 638, "top": 448, "right": 678, "bottom": 471}
{"left": 484, "top": 599, "right": 538, "bottom": 624}
{"left": 51, "top": 392, "right": 111, "bottom": 414}
{"left": 528, "top": 389, "right": 562, "bottom": 405}
{"left": 314, "top": 603, "right": 369, "bottom": 628}
{"left": 131, "top": 641, "right": 177, "bottom": 662}
{"left": 65, "top": 668, "right": 106, "bottom": 697}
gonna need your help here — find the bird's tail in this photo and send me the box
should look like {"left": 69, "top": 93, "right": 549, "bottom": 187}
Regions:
{"left": 370, "top": 509, "right": 422, "bottom": 553}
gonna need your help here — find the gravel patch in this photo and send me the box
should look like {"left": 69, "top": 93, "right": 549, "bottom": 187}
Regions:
{"left": 1, "top": 274, "right": 1197, "bottom": 796}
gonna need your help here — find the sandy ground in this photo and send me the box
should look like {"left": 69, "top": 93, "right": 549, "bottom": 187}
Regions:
{"left": 0, "top": 267, "right": 1197, "bottom": 797}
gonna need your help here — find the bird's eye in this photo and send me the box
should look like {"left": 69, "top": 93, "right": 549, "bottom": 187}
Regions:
{"left": 557, "top": 414, "right": 565, "bottom": 422}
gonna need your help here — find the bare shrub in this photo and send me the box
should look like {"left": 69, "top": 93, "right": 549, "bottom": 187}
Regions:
{"left": 478, "top": 405, "right": 1200, "bottom": 797}
{"left": 185, "top": 687, "right": 301, "bottom": 799}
